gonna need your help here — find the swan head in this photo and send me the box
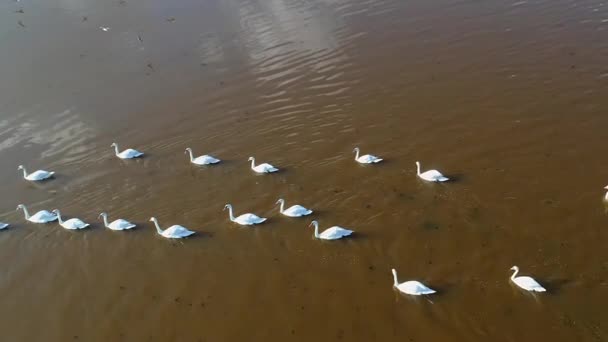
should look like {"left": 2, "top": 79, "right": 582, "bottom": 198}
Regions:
{"left": 149, "top": 217, "right": 157, "bottom": 222}
{"left": 353, "top": 147, "right": 359, "bottom": 153}
{"left": 391, "top": 268, "right": 397, "bottom": 277}
{"left": 16, "top": 204, "right": 25, "bottom": 211}
{"left": 309, "top": 220, "right": 318, "bottom": 228}
{"left": 98, "top": 212, "right": 107, "bottom": 219}
{"left": 276, "top": 198, "right": 284, "bottom": 205}
{"left": 223, "top": 204, "right": 232, "bottom": 211}
{"left": 110, "top": 142, "right": 117, "bottom": 147}
{"left": 52, "top": 209, "right": 60, "bottom": 214}
{"left": 415, "top": 161, "right": 420, "bottom": 166}
{"left": 247, "top": 156, "right": 254, "bottom": 161}
{"left": 185, "top": 148, "right": 192, "bottom": 153}
{"left": 17, "top": 165, "right": 24, "bottom": 170}
{"left": 510, "top": 266, "right": 519, "bottom": 272}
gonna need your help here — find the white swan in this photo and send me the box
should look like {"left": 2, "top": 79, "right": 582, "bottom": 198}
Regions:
{"left": 0, "top": 223, "right": 8, "bottom": 230}
{"left": 510, "top": 266, "right": 546, "bottom": 292}
{"left": 18, "top": 165, "right": 54, "bottom": 181}
{"left": 353, "top": 147, "right": 383, "bottom": 164}
{"left": 111, "top": 142, "right": 144, "bottom": 159}
{"left": 416, "top": 161, "right": 449, "bottom": 182}
{"left": 276, "top": 198, "right": 312, "bottom": 217}
{"left": 149, "top": 217, "right": 195, "bottom": 238}
{"left": 16, "top": 204, "right": 57, "bottom": 223}
{"left": 391, "top": 269, "right": 436, "bottom": 295}
{"left": 99, "top": 212, "right": 136, "bottom": 230}
{"left": 224, "top": 204, "right": 266, "bottom": 225}
{"left": 53, "top": 209, "right": 89, "bottom": 230}
{"left": 310, "top": 220, "right": 353, "bottom": 240}
{"left": 185, "top": 148, "right": 220, "bottom": 165}
{"left": 248, "top": 157, "right": 278, "bottom": 173}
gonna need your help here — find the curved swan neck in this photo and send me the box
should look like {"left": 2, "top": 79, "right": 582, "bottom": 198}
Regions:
{"left": 55, "top": 211, "right": 63, "bottom": 224}
{"left": 354, "top": 148, "right": 360, "bottom": 160}
{"left": 227, "top": 206, "right": 235, "bottom": 221}
{"left": 416, "top": 162, "right": 421, "bottom": 175}
{"left": 19, "top": 206, "right": 30, "bottom": 219}
{"left": 313, "top": 222, "right": 320, "bottom": 238}
{"left": 186, "top": 149, "right": 194, "bottom": 162}
{"left": 249, "top": 158, "right": 256, "bottom": 169}
{"left": 101, "top": 214, "right": 109, "bottom": 227}
{"left": 278, "top": 200, "right": 285, "bottom": 213}
{"left": 511, "top": 267, "right": 519, "bottom": 280}
{"left": 151, "top": 218, "right": 163, "bottom": 234}
{"left": 112, "top": 144, "right": 120, "bottom": 155}
{"left": 20, "top": 167, "right": 28, "bottom": 178}
{"left": 392, "top": 269, "right": 399, "bottom": 287}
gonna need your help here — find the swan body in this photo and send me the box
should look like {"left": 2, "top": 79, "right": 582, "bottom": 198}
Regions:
{"left": 248, "top": 157, "right": 278, "bottom": 173}
{"left": 18, "top": 165, "right": 54, "bottom": 181}
{"left": 149, "top": 217, "right": 195, "bottom": 238}
{"left": 111, "top": 142, "right": 144, "bottom": 159}
{"left": 310, "top": 220, "right": 353, "bottom": 240}
{"left": 353, "top": 147, "right": 382, "bottom": 164}
{"left": 276, "top": 199, "right": 312, "bottom": 217}
{"left": 99, "top": 212, "right": 136, "bottom": 230}
{"left": 185, "top": 148, "right": 220, "bottom": 165}
{"left": 391, "top": 269, "right": 436, "bottom": 295}
{"left": 16, "top": 204, "right": 57, "bottom": 223}
{"left": 416, "top": 161, "right": 449, "bottom": 182}
{"left": 510, "top": 266, "right": 546, "bottom": 292}
{"left": 224, "top": 204, "right": 266, "bottom": 225}
{"left": 0, "top": 223, "right": 8, "bottom": 230}
{"left": 53, "top": 209, "right": 89, "bottom": 229}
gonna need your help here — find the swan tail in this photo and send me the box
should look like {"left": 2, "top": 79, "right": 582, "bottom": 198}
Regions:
{"left": 373, "top": 158, "right": 383, "bottom": 163}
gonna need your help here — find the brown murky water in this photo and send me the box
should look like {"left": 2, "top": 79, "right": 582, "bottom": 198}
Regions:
{"left": 1, "top": 0, "right": 608, "bottom": 340}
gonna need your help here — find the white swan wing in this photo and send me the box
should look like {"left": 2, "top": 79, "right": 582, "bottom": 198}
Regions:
{"left": 514, "top": 276, "right": 546, "bottom": 292}
{"left": 420, "top": 170, "right": 449, "bottom": 182}
{"left": 118, "top": 149, "right": 143, "bottom": 159}
{"left": 320, "top": 226, "right": 353, "bottom": 240}
{"left": 236, "top": 213, "right": 266, "bottom": 225}
{"left": 0, "top": 223, "right": 8, "bottom": 230}
{"left": 397, "top": 281, "right": 436, "bottom": 295}
{"left": 62, "top": 218, "right": 89, "bottom": 229}
{"left": 164, "top": 225, "right": 195, "bottom": 238}
{"left": 193, "top": 155, "right": 221, "bottom": 165}
{"left": 29, "top": 210, "right": 58, "bottom": 223}
{"left": 283, "top": 205, "right": 313, "bottom": 217}
{"left": 109, "top": 219, "right": 136, "bottom": 230}
{"left": 26, "top": 170, "right": 54, "bottom": 181}
{"left": 254, "top": 163, "right": 278, "bottom": 173}
{"left": 357, "top": 154, "right": 383, "bottom": 164}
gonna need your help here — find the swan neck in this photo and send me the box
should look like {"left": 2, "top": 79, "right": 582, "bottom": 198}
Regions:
{"left": 354, "top": 149, "right": 359, "bottom": 160}
{"left": 187, "top": 149, "right": 194, "bottom": 162}
{"left": 314, "top": 223, "right": 320, "bottom": 238}
{"left": 250, "top": 158, "right": 256, "bottom": 169}
{"left": 152, "top": 219, "right": 163, "bottom": 234}
{"left": 279, "top": 201, "right": 285, "bottom": 213}
{"left": 20, "top": 206, "right": 30, "bottom": 219}
{"left": 392, "top": 271, "right": 399, "bottom": 287}
{"left": 416, "top": 163, "right": 421, "bottom": 175}
{"left": 102, "top": 215, "right": 109, "bottom": 227}
{"left": 113, "top": 144, "right": 120, "bottom": 155}
{"left": 511, "top": 268, "right": 519, "bottom": 280}
{"left": 228, "top": 206, "right": 235, "bottom": 221}
{"left": 21, "top": 168, "right": 28, "bottom": 178}
{"left": 56, "top": 212, "right": 63, "bottom": 224}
